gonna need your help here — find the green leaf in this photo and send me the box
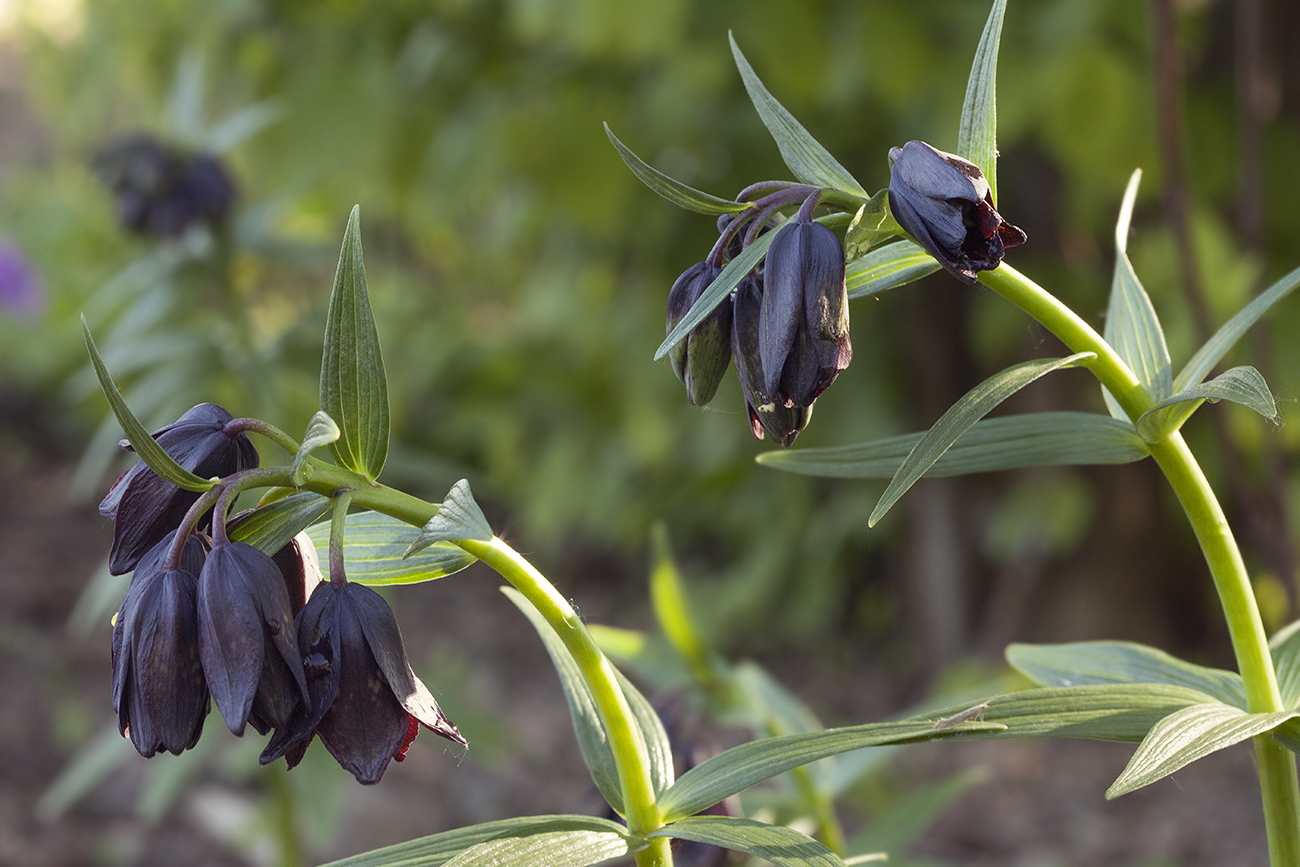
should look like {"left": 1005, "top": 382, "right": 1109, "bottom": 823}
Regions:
{"left": 1107, "top": 703, "right": 1298, "bottom": 798}
{"left": 82, "top": 317, "right": 214, "bottom": 493}
{"left": 1007, "top": 641, "right": 1247, "bottom": 708}
{"left": 758, "top": 412, "right": 1147, "bottom": 479}
{"left": 869, "top": 354, "right": 1096, "bottom": 526}
{"left": 605, "top": 123, "right": 751, "bottom": 216}
{"left": 306, "top": 510, "right": 477, "bottom": 586}
{"left": 445, "top": 821, "right": 645, "bottom": 867}
{"left": 658, "top": 684, "right": 1207, "bottom": 822}
{"left": 317, "top": 815, "right": 641, "bottom": 867}
{"left": 502, "top": 587, "right": 674, "bottom": 816}
{"left": 320, "top": 205, "right": 390, "bottom": 480}
{"left": 650, "top": 816, "right": 842, "bottom": 867}
{"left": 842, "top": 190, "right": 898, "bottom": 260}
{"left": 227, "top": 491, "right": 332, "bottom": 556}
{"left": 656, "top": 222, "right": 782, "bottom": 361}
{"left": 1102, "top": 170, "right": 1172, "bottom": 419}
{"left": 957, "top": 0, "right": 1007, "bottom": 205}
{"left": 649, "top": 523, "right": 714, "bottom": 685}
{"left": 846, "top": 241, "right": 939, "bottom": 300}
{"left": 1175, "top": 264, "right": 1300, "bottom": 392}
{"left": 728, "top": 33, "right": 867, "bottom": 197}
{"left": 405, "top": 479, "right": 494, "bottom": 555}
{"left": 290, "top": 411, "right": 341, "bottom": 485}
{"left": 1135, "top": 365, "right": 1278, "bottom": 443}
{"left": 1270, "top": 619, "right": 1300, "bottom": 709}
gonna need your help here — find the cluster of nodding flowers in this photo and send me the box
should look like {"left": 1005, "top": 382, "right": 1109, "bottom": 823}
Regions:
{"left": 103, "top": 404, "right": 465, "bottom": 785}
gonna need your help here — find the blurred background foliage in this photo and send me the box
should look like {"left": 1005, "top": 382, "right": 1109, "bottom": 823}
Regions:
{"left": 3, "top": 0, "right": 1300, "bottom": 741}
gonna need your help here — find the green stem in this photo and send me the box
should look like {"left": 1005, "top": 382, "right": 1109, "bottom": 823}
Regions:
{"left": 980, "top": 263, "right": 1300, "bottom": 864}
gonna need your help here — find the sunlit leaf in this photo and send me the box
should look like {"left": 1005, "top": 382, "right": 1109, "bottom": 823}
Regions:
{"left": 845, "top": 240, "right": 940, "bottom": 299}
{"left": 869, "top": 354, "right": 1095, "bottom": 526}
{"left": 1270, "top": 620, "right": 1300, "bottom": 709}
{"left": 228, "top": 491, "right": 332, "bottom": 556}
{"left": 307, "top": 510, "right": 476, "bottom": 586}
{"left": 290, "top": 411, "right": 341, "bottom": 485}
{"left": 605, "top": 124, "right": 751, "bottom": 216}
{"left": 842, "top": 190, "right": 898, "bottom": 260}
{"left": 649, "top": 523, "right": 714, "bottom": 685}
{"left": 1135, "top": 365, "right": 1278, "bottom": 443}
{"left": 444, "top": 822, "right": 645, "bottom": 867}
{"left": 650, "top": 816, "right": 842, "bottom": 867}
{"left": 405, "top": 479, "right": 494, "bottom": 555}
{"left": 957, "top": 0, "right": 1007, "bottom": 205}
{"left": 729, "top": 34, "right": 867, "bottom": 197}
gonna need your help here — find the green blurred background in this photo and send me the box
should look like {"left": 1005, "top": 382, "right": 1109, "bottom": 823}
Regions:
{"left": 1, "top": 0, "right": 1299, "bottom": 863}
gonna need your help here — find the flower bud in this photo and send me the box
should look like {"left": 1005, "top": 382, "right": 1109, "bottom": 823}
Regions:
{"left": 732, "top": 275, "right": 812, "bottom": 447}
{"left": 666, "top": 262, "right": 733, "bottom": 407}
{"left": 887, "top": 140, "right": 1026, "bottom": 284}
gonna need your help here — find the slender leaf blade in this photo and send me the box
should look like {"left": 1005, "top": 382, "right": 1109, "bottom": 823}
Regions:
{"left": 1270, "top": 619, "right": 1300, "bottom": 709}
{"left": 307, "top": 511, "right": 477, "bottom": 587}
{"left": 406, "top": 479, "right": 494, "bottom": 555}
{"left": 445, "top": 824, "right": 644, "bottom": 867}
{"left": 1007, "top": 641, "right": 1247, "bottom": 709}
{"left": 869, "top": 354, "right": 1095, "bottom": 526}
{"left": 650, "top": 816, "right": 842, "bottom": 867}
{"left": 321, "top": 205, "right": 390, "bottom": 480}
{"left": 729, "top": 34, "right": 866, "bottom": 197}
{"left": 1107, "top": 703, "right": 1298, "bottom": 798}
{"left": 846, "top": 240, "right": 940, "bottom": 299}
{"left": 605, "top": 124, "right": 751, "bottom": 216}
{"left": 228, "top": 491, "right": 332, "bottom": 556}
{"left": 82, "top": 317, "right": 213, "bottom": 492}
{"left": 1176, "top": 264, "right": 1300, "bottom": 392}
{"left": 957, "top": 0, "right": 1007, "bottom": 205}
{"left": 758, "top": 412, "right": 1147, "bottom": 479}
{"left": 1135, "top": 365, "right": 1278, "bottom": 442}
{"left": 291, "top": 410, "right": 341, "bottom": 485}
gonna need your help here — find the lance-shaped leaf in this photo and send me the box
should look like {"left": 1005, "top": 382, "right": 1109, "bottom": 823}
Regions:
{"left": 1007, "top": 640, "right": 1247, "bottom": 709}
{"left": 729, "top": 33, "right": 866, "bottom": 197}
{"left": 1102, "top": 170, "right": 1171, "bottom": 420}
{"left": 317, "top": 815, "right": 643, "bottom": 867}
{"left": 227, "top": 491, "right": 332, "bottom": 556}
{"left": 443, "top": 820, "right": 646, "bottom": 867}
{"left": 405, "top": 479, "right": 493, "bottom": 556}
{"left": 656, "top": 222, "right": 782, "bottom": 361}
{"left": 650, "top": 816, "right": 842, "bottom": 867}
{"left": 503, "top": 586, "right": 674, "bottom": 817}
{"left": 1271, "top": 619, "right": 1300, "bottom": 710}
{"left": 82, "top": 317, "right": 213, "bottom": 492}
{"left": 842, "top": 190, "right": 897, "bottom": 260}
{"left": 320, "top": 206, "right": 389, "bottom": 480}
{"left": 290, "top": 411, "right": 341, "bottom": 485}
{"left": 957, "top": 0, "right": 1007, "bottom": 205}
{"left": 605, "top": 124, "right": 752, "bottom": 216}
{"left": 649, "top": 524, "right": 715, "bottom": 686}
{"left": 307, "top": 510, "right": 476, "bottom": 587}
{"left": 1107, "top": 703, "right": 1299, "bottom": 798}
{"left": 846, "top": 240, "right": 940, "bottom": 299}
{"left": 1176, "top": 264, "right": 1300, "bottom": 392}
{"left": 1135, "top": 365, "right": 1278, "bottom": 443}
{"left": 758, "top": 412, "right": 1147, "bottom": 479}
{"left": 869, "top": 353, "right": 1096, "bottom": 526}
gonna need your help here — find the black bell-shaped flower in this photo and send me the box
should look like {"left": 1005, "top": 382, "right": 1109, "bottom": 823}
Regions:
{"left": 666, "top": 262, "right": 733, "bottom": 407}
{"left": 759, "top": 218, "right": 851, "bottom": 408}
{"left": 100, "top": 403, "right": 260, "bottom": 575}
{"left": 262, "top": 581, "right": 465, "bottom": 785}
{"left": 197, "top": 542, "right": 309, "bottom": 736}
{"left": 111, "top": 530, "right": 209, "bottom": 757}
{"left": 92, "top": 134, "right": 237, "bottom": 238}
{"left": 887, "top": 140, "right": 1026, "bottom": 284}
{"left": 732, "top": 275, "right": 811, "bottom": 447}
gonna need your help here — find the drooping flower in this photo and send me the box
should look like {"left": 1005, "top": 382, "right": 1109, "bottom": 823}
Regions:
{"left": 111, "top": 530, "right": 209, "bottom": 757}
{"left": 100, "top": 403, "right": 259, "bottom": 575}
{"left": 666, "top": 262, "right": 733, "bottom": 407}
{"left": 92, "top": 135, "right": 236, "bottom": 238}
{"left": 732, "top": 275, "right": 811, "bottom": 447}
{"left": 887, "top": 140, "right": 1026, "bottom": 284}
{"left": 262, "top": 581, "right": 465, "bottom": 785}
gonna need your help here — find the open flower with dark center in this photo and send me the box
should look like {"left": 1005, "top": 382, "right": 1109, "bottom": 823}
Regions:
{"left": 261, "top": 581, "right": 465, "bottom": 785}
{"left": 100, "top": 403, "right": 259, "bottom": 575}
{"left": 887, "top": 140, "right": 1026, "bottom": 284}
{"left": 732, "top": 275, "right": 811, "bottom": 447}
{"left": 197, "top": 542, "right": 309, "bottom": 736}
{"left": 666, "top": 261, "right": 733, "bottom": 407}
{"left": 111, "top": 530, "right": 209, "bottom": 757}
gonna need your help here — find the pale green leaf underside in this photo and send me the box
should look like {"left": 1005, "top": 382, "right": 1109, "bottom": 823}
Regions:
{"left": 650, "top": 816, "right": 841, "bottom": 867}
{"left": 306, "top": 510, "right": 476, "bottom": 586}
{"left": 1271, "top": 619, "right": 1300, "bottom": 710}
{"left": 82, "top": 317, "right": 213, "bottom": 492}
{"left": 729, "top": 33, "right": 867, "bottom": 197}
{"left": 957, "top": 0, "right": 1007, "bottom": 205}
{"left": 842, "top": 190, "right": 898, "bottom": 260}
{"left": 444, "top": 824, "right": 644, "bottom": 867}
{"left": 1007, "top": 640, "right": 1247, "bottom": 709}
{"left": 1176, "top": 264, "right": 1300, "bottom": 392}
{"left": 1135, "top": 365, "right": 1277, "bottom": 443}
{"left": 846, "top": 240, "right": 940, "bottom": 299}
{"left": 1107, "top": 703, "right": 1299, "bottom": 798}
{"left": 317, "top": 815, "right": 641, "bottom": 867}
{"left": 656, "top": 222, "right": 781, "bottom": 361}
{"left": 758, "top": 412, "right": 1147, "bottom": 479}
{"left": 291, "top": 410, "right": 341, "bottom": 485}
{"left": 228, "top": 491, "right": 332, "bottom": 556}
{"left": 869, "top": 353, "right": 1096, "bottom": 526}
{"left": 605, "top": 123, "right": 751, "bottom": 216}
{"left": 405, "top": 479, "right": 494, "bottom": 556}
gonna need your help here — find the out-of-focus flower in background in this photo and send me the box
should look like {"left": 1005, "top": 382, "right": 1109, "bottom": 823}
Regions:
{"left": 0, "top": 241, "right": 44, "bottom": 318}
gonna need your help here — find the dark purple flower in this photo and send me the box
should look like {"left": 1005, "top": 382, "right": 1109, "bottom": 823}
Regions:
{"left": 262, "top": 581, "right": 465, "bottom": 785}
{"left": 0, "top": 242, "right": 44, "bottom": 319}
{"left": 732, "top": 275, "right": 811, "bottom": 447}
{"left": 112, "top": 531, "right": 209, "bottom": 757}
{"left": 100, "top": 403, "right": 259, "bottom": 575}
{"left": 92, "top": 135, "right": 236, "bottom": 238}
{"left": 666, "top": 262, "right": 733, "bottom": 407}
{"left": 759, "top": 219, "right": 851, "bottom": 408}
{"left": 197, "top": 542, "right": 309, "bottom": 736}
{"left": 887, "top": 140, "right": 1026, "bottom": 284}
